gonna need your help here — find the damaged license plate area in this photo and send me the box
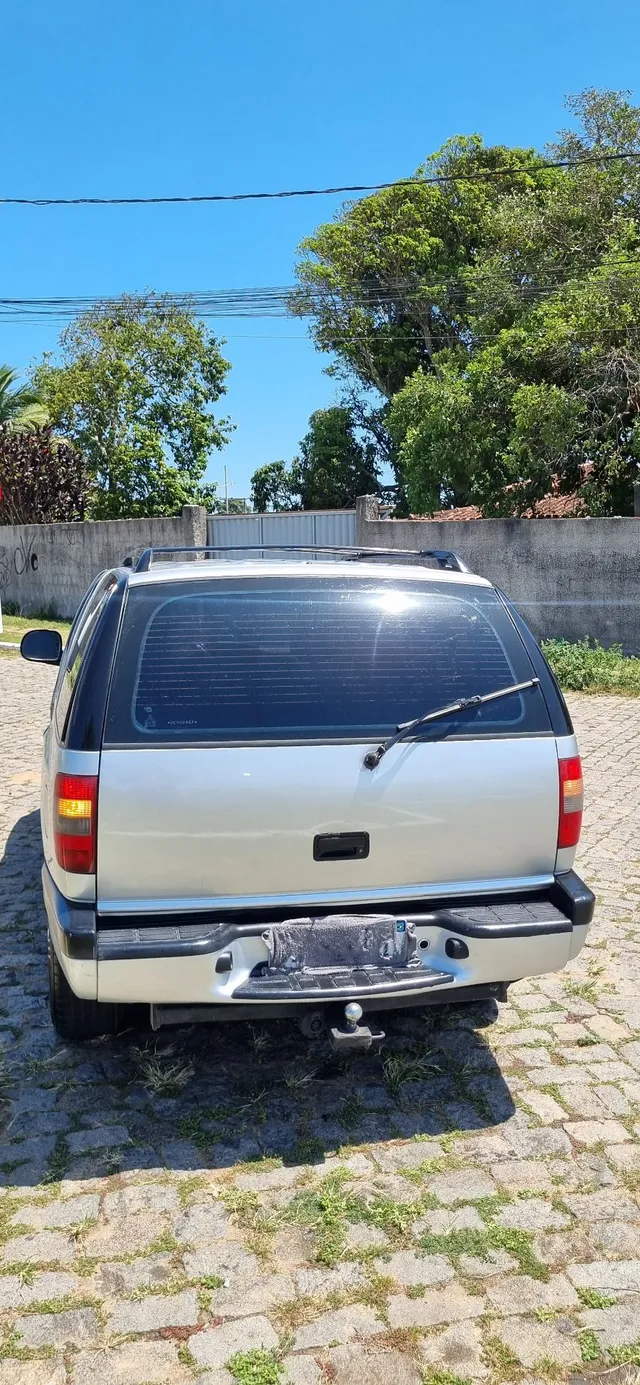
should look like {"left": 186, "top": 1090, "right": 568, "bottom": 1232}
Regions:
{"left": 232, "top": 913, "right": 455, "bottom": 1050}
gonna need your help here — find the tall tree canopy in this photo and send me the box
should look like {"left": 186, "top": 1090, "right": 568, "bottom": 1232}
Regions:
{"left": 35, "top": 294, "right": 231, "bottom": 519}
{"left": 294, "top": 90, "right": 640, "bottom": 516}
{"left": 251, "top": 407, "right": 380, "bottom": 511}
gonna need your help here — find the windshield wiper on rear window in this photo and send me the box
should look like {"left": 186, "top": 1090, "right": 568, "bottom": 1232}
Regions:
{"left": 363, "top": 678, "right": 540, "bottom": 771}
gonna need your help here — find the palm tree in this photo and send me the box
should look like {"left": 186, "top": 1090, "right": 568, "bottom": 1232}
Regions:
{"left": 0, "top": 365, "right": 48, "bottom": 431}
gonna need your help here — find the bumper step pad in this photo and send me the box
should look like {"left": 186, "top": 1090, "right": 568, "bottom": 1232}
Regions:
{"left": 232, "top": 962, "right": 454, "bottom": 1001}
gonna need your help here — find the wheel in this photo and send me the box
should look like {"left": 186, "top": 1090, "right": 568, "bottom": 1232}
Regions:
{"left": 48, "top": 935, "right": 123, "bottom": 1041}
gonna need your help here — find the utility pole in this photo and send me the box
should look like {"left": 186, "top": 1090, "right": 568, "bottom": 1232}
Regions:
{"left": 223, "top": 466, "right": 229, "bottom": 513}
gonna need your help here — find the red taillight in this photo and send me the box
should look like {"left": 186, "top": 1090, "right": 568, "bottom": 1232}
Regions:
{"left": 558, "top": 755, "right": 583, "bottom": 849}
{"left": 54, "top": 773, "right": 97, "bottom": 874}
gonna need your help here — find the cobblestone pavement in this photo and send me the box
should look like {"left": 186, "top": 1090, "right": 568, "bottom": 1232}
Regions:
{"left": 1, "top": 656, "right": 639, "bottom": 1385}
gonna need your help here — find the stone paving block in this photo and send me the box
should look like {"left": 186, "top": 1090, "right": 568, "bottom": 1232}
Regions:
{"left": 93, "top": 1254, "right": 175, "bottom": 1295}
{"left": 424, "top": 1168, "right": 497, "bottom": 1205}
{"left": 485, "top": 1271, "right": 579, "bottom": 1314}
{"left": 107, "top": 1288, "right": 199, "bottom": 1335}
{"left": 413, "top": 1206, "right": 484, "bottom": 1237}
{"left": 449, "top": 1133, "right": 512, "bottom": 1162}
{"left": 190, "top": 1316, "right": 279, "bottom": 1368}
{"left": 458, "top": 1249, "right": 518, "bottom": 1277}
{"left": 325, "top": 1345, "right": 423, "bottom": 1385}
{"left": 560, "top": 1043, "right": 617, "bottom": 1063}
{"left": 71, "top": 1341, "right": 190, "bottom": 1384}
{"left": 371, "top": 1140, "right": 442, "bottom": 1174}
{"left": 0, "top": 1270, "right": 81, "bottom": 1309}
{"left": 496, "top": 1198, "right": 570, "bottom": 1231}
{"left": 173, "top": 1202, "right": 231, "bottom": 1244}
{"left": 563, "top": 1188, "right": 640, "bottom": 1222}
{"left": 551, "top": 1022, "right": 591, "bottom": 1040}
{"left": 102, "top": 1183, "right": 181, "bottom": 1217}
{"left": 182, "top": 1240, "right": 261, "bottom": 1282}
{"left": 234, "top": 1164, "right": 302, "bottom": 1192}
{"left": 579, "top": 1301, "right": 640, "bottom": 1348}
{"left": 418, "top": 1322, "right": 489, "bottom": 1379}
{"left": 495, "top": 1316, "right": 582, "bottom": 1368}
{"left": 1, "top": 1228, "right": 75, "bottom": 1264}
{"left": 387, "top": 1284, "right": 485, "bottom": 1328}
{"left": 557, "top": 1084, "right": 609, "bottom": 1117}
{"left": 515, "top": 993, "right": 553, "bottom": 1011}
{"left": 15, "top": 1193, "right": 100, "bottom": 1230}
{"left": 503, "top": 1125, "right": 572, "bottom": 1157}
{"left": 84, "top": 1211, "right": 168, "bottom": 1257}
{"left": 592, "top": 1221, "right": 640, "bottom": 1256}
{"left": 586, "top": 1015, "right": 631, "bottom": 1042}
{"left": 592, "top": 1083, "right": 632, "bottom": 1115}
{"left": 495, "top": 1027, "right": 553, "bottom": 1046}
{"left": 563, "top": 1118, "right": 630, "bottom": 1145}
{"left": 520, "top": 1091, "right": 568, "bottom": 1122}
{"left": 490, "top": 1158, "right": 556, "bottom": 1192}
{"left": 283, "top": 1358, "right": 323, "bottom": 1385}
{"left": 67, "top": 1126, "right": 130, "bottom": 1154}
{"left": 568, "top": 1259, "right": 640, "bottom": 1291}
{"left": 608, "top": 1142, "right": 640, "bottom": 1170}
{"left": 294, "top": 1304, "right": 384, "bottom": 1350}
{"left": 620, "top": 1041, "right": 640, "bottom": 1070}
{"left": 345, "top": 1221, "right": 389, "bottom": 1249}
{"left": 294, "top": 1263, "right": 365, "bottom": 1296}
{"left": 212, "top": 1272, "right": 295, "bottom": 1316}
{"left": 373, "top": 1249, "right": 454, "bottom": 1287}
{"left": 0, "top": 1365, "right": 66, "bottom": 1385}
{"left": 16, "top": 1308, "right": 99, "bottom": 1348}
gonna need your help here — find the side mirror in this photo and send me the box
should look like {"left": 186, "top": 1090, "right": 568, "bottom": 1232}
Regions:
{"left": 20, "top": 629, "right": 63, "bottom": 666}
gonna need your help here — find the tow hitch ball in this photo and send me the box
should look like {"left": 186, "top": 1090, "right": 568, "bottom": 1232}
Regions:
{"left": 328, "top": 1002, "right": 385, "bottom": 1053}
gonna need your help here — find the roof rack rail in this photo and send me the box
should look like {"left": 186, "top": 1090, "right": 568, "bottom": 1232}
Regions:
{"left": 132, "top": 544, "right": 473, "bottom": 575}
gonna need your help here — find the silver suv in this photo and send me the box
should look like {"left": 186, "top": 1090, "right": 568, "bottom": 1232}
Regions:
{"left": 22, "top": 544, "right": 594, "bottom": 1051}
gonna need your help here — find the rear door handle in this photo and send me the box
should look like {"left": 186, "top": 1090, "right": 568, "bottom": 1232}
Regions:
{"left": 313, "top": 832, "right": 370, "bottom": 862}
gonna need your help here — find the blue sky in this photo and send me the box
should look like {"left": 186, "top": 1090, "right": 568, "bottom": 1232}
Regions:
{"left": 2, "top": 0, "right": 639, "bottom": 502}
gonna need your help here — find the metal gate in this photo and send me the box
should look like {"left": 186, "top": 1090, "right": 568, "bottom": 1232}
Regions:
{"left": 206, "top": 509, "right": 356, "bottom": 555}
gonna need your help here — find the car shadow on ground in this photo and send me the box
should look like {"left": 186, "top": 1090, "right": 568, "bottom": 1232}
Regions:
{"left": 0, "top": 810, "right": 515, "bottom": 1187}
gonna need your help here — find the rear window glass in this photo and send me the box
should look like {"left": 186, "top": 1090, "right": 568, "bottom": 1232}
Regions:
{"left": 104, "top": 577, "right": 551, "bottom": 744}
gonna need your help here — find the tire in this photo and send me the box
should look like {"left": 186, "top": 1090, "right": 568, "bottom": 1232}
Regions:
{"left": 48, "top": 935, "right": 123, "bottom": 1041}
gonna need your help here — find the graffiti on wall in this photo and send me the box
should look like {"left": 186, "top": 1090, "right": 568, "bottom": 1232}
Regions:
{"left": 0, "top": 534, "right": 39, "bottom": 592}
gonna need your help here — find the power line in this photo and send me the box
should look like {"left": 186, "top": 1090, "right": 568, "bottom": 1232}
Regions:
{"left": 2, "top": 150, "right": 640, "bottom": 207}
{"left": 1, "top": 259, "right": 640, "bottom": 324}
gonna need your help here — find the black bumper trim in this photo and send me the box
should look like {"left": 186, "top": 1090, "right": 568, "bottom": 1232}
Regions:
{"left": 44, "top": 866, "right": 595, "bottom": 963}
{"left": 42, "top": 865, "right": 96, "bottom": 961}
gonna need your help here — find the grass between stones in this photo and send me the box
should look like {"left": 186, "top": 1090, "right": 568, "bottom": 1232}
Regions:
{"left": 227, "top": 1350, "right": 283, "bottom": 1385}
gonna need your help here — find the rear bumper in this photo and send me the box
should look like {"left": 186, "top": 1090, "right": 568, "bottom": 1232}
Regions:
{"left": 43, "top": 865, "right": 595, "bottom": 1008}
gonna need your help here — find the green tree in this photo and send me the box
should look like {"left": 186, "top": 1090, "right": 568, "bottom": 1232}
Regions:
{"left": 251, "top": 460, "right": 301, "bottom": 512}
{"left": 34, "top": 293, "right": 231, "bottom": 518}
{"left": 0, "top": 366, "right": 48, "bottom": 431}
{"left": 296, "top": 407, "right": 380, "bottom": 508}
{"left": 250, "top": 407, "right": 380, "bottom": 512}
{"left": 295, "top": 89, "right": 640, "bottom": 516}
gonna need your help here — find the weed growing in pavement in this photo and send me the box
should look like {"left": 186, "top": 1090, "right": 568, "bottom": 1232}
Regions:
{"left": 577, "top": 1286, "right": 617, "bottom": 1309}
{"left": 481, "top": 1335, "right": 523, "bottom": 1383}
{"left": 418, "top": 1222, "right": 549, "bottom": 1280}
{"left": 382, "top": 1050, "right": 441, "bottom": 1095}
{"left": 578, "top": 1330, "right": 602, "bottom": 1363}
{"left": 422, "top": 1372, "right": 474, "bottom": 1385}
{"left": 227, "top": 1349, "right": 283, "bottom": 1385}
{"left": 129, "top": 1041, "right": 195, "bottom": 1095}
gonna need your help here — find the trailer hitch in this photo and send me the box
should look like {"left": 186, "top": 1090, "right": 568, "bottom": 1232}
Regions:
{"left": 328, "top": 1002, "right": 385, "bottom": 1054}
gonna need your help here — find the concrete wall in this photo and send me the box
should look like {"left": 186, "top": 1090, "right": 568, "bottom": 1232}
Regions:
{"left": 356, "top": 497, "right": 640, "bottom": 652}
{"left": 0, "top": 507, "right": 208, "bottom": 618}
